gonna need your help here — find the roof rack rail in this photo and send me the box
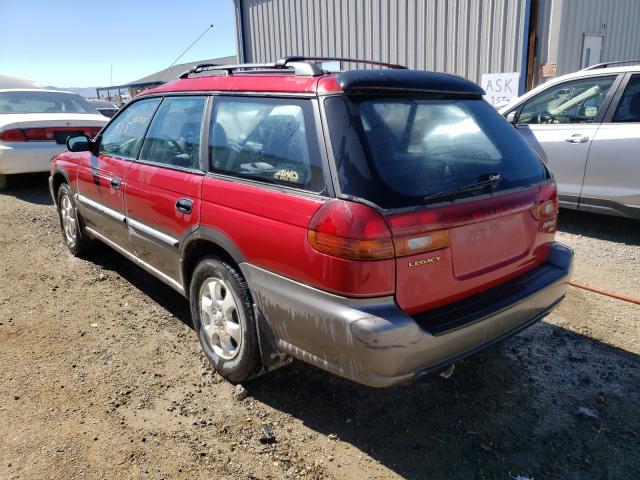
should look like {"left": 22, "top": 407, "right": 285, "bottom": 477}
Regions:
{"left": 582, "top": 59, "right": 640, "bottom": 70}
{"left": 179, "top": 56, "right": 407, "bottom": 79}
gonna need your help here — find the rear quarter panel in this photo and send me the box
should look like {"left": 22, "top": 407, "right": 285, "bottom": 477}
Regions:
{"left": 200, "top": 176, "right": 395, "bottom": 297}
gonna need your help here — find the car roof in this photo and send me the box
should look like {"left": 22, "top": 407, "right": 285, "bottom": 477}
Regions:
{"left": 558, "top": 64, "right": 640, "bottom": 79}
{"left": 140, "top": 68, "right": 485, "bottom": 97}
{"left": 0, "top": 88, "right": 78, "bottom": 95}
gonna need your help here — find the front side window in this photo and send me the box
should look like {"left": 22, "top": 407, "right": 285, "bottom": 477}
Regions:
{"left": 139, "top": 96, "right": 206, "bottom": 169}
{"left": 99, "top": 98, "right": 161, "bottom": 158}
{"left": 0, "top": 91, "right": 97, "bottom": 114}
{"left": 324, "top": 96, "right": 549, "bottom": 209}
{"left": 612, "top": 75, "right": 640, "bottom": 123}
{"left": 208, "top": 97, "right": 324, "bottom": 191}
{"left": 517, "top": 76, "right": 616, "bottom": 124}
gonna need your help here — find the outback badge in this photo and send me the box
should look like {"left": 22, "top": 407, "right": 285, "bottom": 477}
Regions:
{"left": 408, "top": 255, "right": 441, "bottom": 267}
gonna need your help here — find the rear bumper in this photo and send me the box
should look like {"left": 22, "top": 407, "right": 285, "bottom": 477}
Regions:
{"left": 0, "top": 142, "right": 65, "bottom": 174}
{"left": 241, "top": 242, "right": 574, "bottom": 388}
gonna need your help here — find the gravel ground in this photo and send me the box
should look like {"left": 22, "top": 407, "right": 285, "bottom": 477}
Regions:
{"left": 1, "top": 173, "right": 639, "bottom": 480}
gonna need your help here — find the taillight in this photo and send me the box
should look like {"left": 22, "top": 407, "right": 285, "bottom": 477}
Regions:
{"left": 0, "top": 127, "right": 101, "bottom": 142}
{"left": 0, "top": 128, "right": 28, "bottom": 142}
{"left": 23, "top": 128, "right": 49, "bottom": 141}
{"left": 393, "top": 229, "right": 450, "bottom": 256}
{"left": 531, "top": 182, "right": 559, "bottom": 232}
{"left": 307, "top": 200, "right": 394, "bottom": 259}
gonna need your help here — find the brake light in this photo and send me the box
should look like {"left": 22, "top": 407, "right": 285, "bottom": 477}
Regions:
{"left": 0, "top": 128, "right": 27, "bottom": 142}
{"left": 0, "top": 126, "right": 102, "bottom": 142}
{"left": 531, "top": 182, "right": 559, "bottom": 232}
{"left": 307, "top": 200, "right": 394, "bottom": 259}
{"left": 23, "top": 128, "right": 49, "bottom": 141}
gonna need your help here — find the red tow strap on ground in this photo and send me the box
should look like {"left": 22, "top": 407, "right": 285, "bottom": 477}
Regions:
{"left": 569, "top": 281, "right": 640, "bottom": 306}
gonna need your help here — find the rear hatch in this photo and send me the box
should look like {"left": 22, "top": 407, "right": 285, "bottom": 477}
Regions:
{"left": 323, "top": 94, "right": 557, "bottom": 316}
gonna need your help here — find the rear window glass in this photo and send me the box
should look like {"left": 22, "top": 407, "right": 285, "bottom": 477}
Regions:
{"left": 209, "top": 97, "right": 325, "bottom": 192}
{"left": 0, "top": 91, "right": 97, "bottom": 114}
{"left": 324, "top": 96, "right": 549, "bottom": 209}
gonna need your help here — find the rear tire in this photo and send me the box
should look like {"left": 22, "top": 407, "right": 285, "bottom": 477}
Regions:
{"left": 190, "top": 256, "right": 262, "bottom": 383}
{"left": 56, "top": 183, "right": 91, "bottom": 256}
{"left": 0, "top": 174, "right": 7, "bottom": 191}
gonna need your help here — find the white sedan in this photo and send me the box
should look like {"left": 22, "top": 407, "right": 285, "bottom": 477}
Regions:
{"left": 0, "top": 89, "right": 108, "bottom": 190}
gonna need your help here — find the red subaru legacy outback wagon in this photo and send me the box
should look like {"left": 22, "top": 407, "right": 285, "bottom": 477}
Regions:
{"left": 50, "top": 57, "right": 573, "bottom": 387}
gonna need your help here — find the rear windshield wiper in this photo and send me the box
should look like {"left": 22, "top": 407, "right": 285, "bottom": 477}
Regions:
{"left": 423, "top": 174, "right": 502, "bottom": 203}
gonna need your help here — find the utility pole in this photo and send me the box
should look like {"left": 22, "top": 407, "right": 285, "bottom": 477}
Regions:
{"left": 108, "top": 64, "right": 113, "bottom": 102}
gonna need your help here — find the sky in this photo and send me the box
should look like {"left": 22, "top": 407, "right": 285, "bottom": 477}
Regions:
{"left": 0, "top": 0, "right": 237, "bottom": 88}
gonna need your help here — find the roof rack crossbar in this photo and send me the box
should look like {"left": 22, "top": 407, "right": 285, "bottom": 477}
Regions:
{"left": 179, "top": 56, "right": 407, "bottom": 79}
{"left": 278, "top": 56, "right": 408, "bottom": 70}
{"left": 582, "top": 59, "right": 640, "bottom": 70}
{"left": 180, "top": 59, "right": 324, "bottom": 78}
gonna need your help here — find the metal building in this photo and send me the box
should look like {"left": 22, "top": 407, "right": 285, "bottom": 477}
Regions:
{"left": 233, "top": 0, "right": 640, "bottom": 97}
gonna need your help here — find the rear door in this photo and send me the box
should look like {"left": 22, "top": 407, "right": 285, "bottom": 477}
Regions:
{"left": 581, "top": 73, "right": 640, "bottom": 217}
{"left": 76, "top": 97, "right": 161, "bottom": 248}
{"left": 324, "top": 95, "right": 556, "bottom": 315}
{"left": 510, "top": 75, "right": 618, "bottom": 205}
{"left": 124, "top": 95, "right": 207, "bottom": 284}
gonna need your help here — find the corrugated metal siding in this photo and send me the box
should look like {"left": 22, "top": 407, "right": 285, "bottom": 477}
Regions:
{"left": 238, "top": 0, "right": 528, "bottom": 84}
{"left": 556, "top": 0, "right": 640, "bottom": 75}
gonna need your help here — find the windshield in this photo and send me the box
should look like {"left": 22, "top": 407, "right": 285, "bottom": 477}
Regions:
{"left": 324, "top": 96, "right": 549, "bottom": 209}
{"left": 0, "top": 91, "right": 98, "bottom": 114}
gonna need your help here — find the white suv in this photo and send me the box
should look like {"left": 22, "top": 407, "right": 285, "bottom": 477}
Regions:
{"left": 500, "top": 61, "right": 640, "bottom": 220}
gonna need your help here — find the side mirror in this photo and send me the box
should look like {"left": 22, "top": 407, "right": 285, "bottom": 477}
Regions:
{"left": 66, "top": 134, "right": 90, "bottom": 152}
{"left": 505, "top": 111, "right": 518, "bottom": 125}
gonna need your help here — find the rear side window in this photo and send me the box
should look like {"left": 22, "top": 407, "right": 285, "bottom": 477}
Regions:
{"left": 324, "top": 96, "right": 549, "bottom": 209}
{"left": 99, "top": 98, "right": 161, "bottom": 158}
{"left": 613, "top": 75, "right": 640, "bottom": 122}
{"left": 208, "top": 96, "right": 324, "bottom": 192}
{"left": 139, "top": 96, "right": 206, "bottom": 170}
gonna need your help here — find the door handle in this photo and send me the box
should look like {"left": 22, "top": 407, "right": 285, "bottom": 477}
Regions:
{"left": 110, "top": 178, "right": 121, "bottom": 190}
{"left": 176, "top": 198, "right": 193, "bottom": 214}
{"left": 564, "top": 134, "right": 589, "bottom": 144}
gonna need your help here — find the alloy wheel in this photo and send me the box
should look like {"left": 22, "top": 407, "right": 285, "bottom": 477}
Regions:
{"left": 199, "top": 276, "right": 242, "bottom": 359}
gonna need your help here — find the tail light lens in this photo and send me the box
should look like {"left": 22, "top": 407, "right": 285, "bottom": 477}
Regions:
{"left": 0, "top": 128, "right": 28, "bottom": 142}
{"left": 0, "top": 126, "right": 102, "bottom": 142}
{"left": 393, "top": 229, "right": 450, "bottom": 256}
{"left": 307, "top": 200, "right": 394, "bottom": 259}
{"left": 307, "top": 199, "right": 450, "bottom": 260}
{"left": 531, "top": 182, "right": 559, "bottom": 232}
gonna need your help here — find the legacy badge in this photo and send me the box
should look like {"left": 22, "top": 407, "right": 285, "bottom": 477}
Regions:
{"left": 408, "top": 255, "right": 441, "bottom": 267}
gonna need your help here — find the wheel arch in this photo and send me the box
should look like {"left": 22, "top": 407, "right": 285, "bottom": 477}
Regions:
{"left": 180, "top": 227, "right": 285, "bottom": 371}
{"left": 180, "top": 227, "right": 247, "bottom": 295}
{"left": 51, "top": 168, "right": 71, "bottom": 205}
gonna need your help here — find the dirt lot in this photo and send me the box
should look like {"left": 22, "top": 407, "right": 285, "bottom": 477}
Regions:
{"left": 1, "top": 173, "right": 639, "bottom": 480}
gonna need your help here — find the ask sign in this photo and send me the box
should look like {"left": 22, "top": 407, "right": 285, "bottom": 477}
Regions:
{"left": 481, "top": 72, "right": 520, "bottom": 107}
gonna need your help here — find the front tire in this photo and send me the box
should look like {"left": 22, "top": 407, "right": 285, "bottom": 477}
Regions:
{"left": 190, "top": 256, "right": 262, "bottom": 383}
{"left": 0, "top": 174, "right": 7, "bottom": 191}
{"left": 56, "top": 183, "right": 91, "bottom": 256}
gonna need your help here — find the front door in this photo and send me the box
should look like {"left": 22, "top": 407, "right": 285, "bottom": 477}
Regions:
{"left": 581, "top": 74, "right": 640, "bottom": 217}
{"left": 124, "top": 96, "right": 207, "bottom": 285}
{"left": 76, "top": 97, "right": 161, "bottom": 248}
{"left": 512, "top": 75, "right": 618, "bottom": 205}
